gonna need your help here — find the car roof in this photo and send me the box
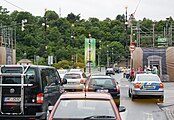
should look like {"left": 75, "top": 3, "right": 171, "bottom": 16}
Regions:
{"left": 136, "top": 73, "right": 159, "bottom": 77}
{"left": 90, "top": 75, "right": 112, "bottom": 79}
{"left": 60, "top": 92, "right": 112, "bottom": 100}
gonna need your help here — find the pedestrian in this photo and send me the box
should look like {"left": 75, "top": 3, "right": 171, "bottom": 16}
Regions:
{"left": 126, "top": 67, "right": 130, "bottom": 79}
{"left": 130, "top": 68, "right": 135, "bottom": 81}
{"left": 123, "top": 67, "right": 127, "bottom": 78}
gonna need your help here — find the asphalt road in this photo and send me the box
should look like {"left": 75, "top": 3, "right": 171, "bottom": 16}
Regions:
{"left": 91, "top": 68, "right": 174, "bottom": 120}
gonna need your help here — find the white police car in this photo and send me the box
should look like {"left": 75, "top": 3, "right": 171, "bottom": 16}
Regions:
{"left": 128, "top": 73, "right": 164, "bottom": 102}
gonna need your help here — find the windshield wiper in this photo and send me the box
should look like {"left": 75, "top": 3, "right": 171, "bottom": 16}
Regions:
{"left": 84, "top": 115, "right": 115, "bottom": 119}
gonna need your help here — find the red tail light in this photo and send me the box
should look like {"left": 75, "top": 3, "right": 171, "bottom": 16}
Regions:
{"left": 134, "top": 83, "right": 140, "bottom": 88}
{"left": 80, "top": 79, "right": 84, "bottom": 84}
{"left": 114, "top": 80, "right": 119, "bottom": 92}
{"left": 37, "top": 93, "right": 44, "bottom": 103}
{"left": 159, "top": 83, "right": 164, "bottom": 88}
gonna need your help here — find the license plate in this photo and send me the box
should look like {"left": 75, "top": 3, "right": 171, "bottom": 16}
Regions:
{"left": 4, "top": 97, "right": 21, "bottom": 102}
{"left": 146, "top": 85, "right": 155, "bottom": 88}
{"left": 97, "top": 89, "right": 108, "bottom": 92}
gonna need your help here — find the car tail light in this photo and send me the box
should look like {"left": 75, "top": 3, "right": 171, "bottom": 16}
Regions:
{"left": 159, "top": 83, "right": 164, "bottom": 88}
{"left": 36, "top": 93, "right": 44, "bottom": 103}
{"left": 134, "top": 83, "right": 140, "bottom": 88}
{"left": 80, "top": 79, "right": 84, "bottom": 84}
{"left": 114, "top": 80, "right": 119, "bottom": 92}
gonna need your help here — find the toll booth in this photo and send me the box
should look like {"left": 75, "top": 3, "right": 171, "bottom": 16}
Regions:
{"left": 0, "top": 26, "right": 16, "bottom": 65}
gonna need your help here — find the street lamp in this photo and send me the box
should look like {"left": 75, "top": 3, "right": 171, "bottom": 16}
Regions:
{"left": 71, "top": 24, "right": 75, "bottom": 67}
{"left": 107, "top": 45, "right": 109, "bottom": 67}
{"left": 98, "top": 40, "right": 101, "bottom": 71}
{"left": 88, "top": 34, "right": 92, "bottom": 74}
{"left": 125, "top": 6, "right": 129, "bottom": 67}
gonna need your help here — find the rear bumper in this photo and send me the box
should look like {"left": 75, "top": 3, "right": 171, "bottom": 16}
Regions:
{"left": 0, "top": 103, "right": 45, "bottom": 119}
{"left": 132, "top": 90, "right": 164, "bottom": 96}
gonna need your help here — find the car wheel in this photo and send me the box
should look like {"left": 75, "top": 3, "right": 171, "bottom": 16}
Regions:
{"left": 131, "top": 93, "right": 135, "bottom": 101}
{"left": 128, "top": 89, "right": 131, "bottom": 98}
{"left": 159, "top": 96, "right": 164, "bottom": 103}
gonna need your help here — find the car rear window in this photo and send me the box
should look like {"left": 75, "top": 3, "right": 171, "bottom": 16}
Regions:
{"left": 53, "top": 99, "right": 116, "bottom": 119}
{"left": 64, "top": 73, "right": 81, "bottom": 79}
{"left": 137, "top": 75, "right": 160, "bottom": 82}
{"left": 90, "top": 78, "right": 114, "bottom": 86}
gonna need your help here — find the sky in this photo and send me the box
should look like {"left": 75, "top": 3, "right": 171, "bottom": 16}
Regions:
{"left": 1, "top": 0, "right": 174, "bottom": 21}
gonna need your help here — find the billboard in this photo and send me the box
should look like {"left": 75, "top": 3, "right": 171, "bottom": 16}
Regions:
{"left": 85, "top": 38, "right": 96, "bottom": 68}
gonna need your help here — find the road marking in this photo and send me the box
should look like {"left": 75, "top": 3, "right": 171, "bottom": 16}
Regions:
{"left": 144, "top": 112, "right": 153, "bottom": 120}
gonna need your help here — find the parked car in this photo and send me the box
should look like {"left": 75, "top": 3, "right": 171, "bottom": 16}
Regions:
{"left": 106, "top": 68, "right": 115, "bottom": 75}
{"left": 48, "top": 92, "right": 126, "bottom": 120}
{"left": 128, "top": 73, "right": 164, "bottom": 102}
{"left": 85, "top": 75, "right": 120, "bottom": 107}
{"left": 0, "top": 65, "right": 66, "bottom": 119}
{"left": 63, "top": 71, "right": 87, "bottom": 91}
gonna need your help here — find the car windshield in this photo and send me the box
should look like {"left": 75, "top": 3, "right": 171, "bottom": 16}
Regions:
{"left": 64, "top": 73, "right": 81, "bottom": 79}
{"left": 53, "top": 99, "right": 116, "bottom": 119}
{"left": 90, "top": 78, "right": 115, "bottom": 86}
{"left": 107, "top": 68, "right": 113, "bottom": 70}
{"left": 137, "top": 75, "right": 160, "bottom": 82}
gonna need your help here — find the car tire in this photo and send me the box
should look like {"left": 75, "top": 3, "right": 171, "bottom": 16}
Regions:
{"left": 128, "top": 89, "right": 131, "bottom": 98}
{"left": 159, "top": 96, "right": 164, "bottom": 103}
{"left": 131, "top": 93, "right": 135, "bottom": 101}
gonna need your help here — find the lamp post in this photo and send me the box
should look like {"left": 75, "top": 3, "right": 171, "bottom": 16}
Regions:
{"left": 125, "top": 6, "right": 129, "bottom": 67}
{"left": 98, "top": 40, "right": 101, "bottom": 71}
{"left": 107, "top": 45, "right": 109, "bottom": 67}
{"left": 71, "top": 24, "right": 75, "bottom": 67}
{"left": 88, "top": 34, "right": 92, "bottom": 74}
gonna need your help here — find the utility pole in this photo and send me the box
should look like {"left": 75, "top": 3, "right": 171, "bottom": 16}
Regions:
{"left": 152, "top": 23, "right": 155, "bottom": 47}
{"left": 88, "top": 34, "right": 92, "bottom": 74}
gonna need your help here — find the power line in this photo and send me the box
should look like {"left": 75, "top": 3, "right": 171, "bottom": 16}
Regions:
{"left": 3, "top": 0, "right": 26, "bottom": 11}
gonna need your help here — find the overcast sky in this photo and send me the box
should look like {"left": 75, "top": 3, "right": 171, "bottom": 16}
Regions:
{"left": 1, "top": 0, "right": 174, "bottom": 21}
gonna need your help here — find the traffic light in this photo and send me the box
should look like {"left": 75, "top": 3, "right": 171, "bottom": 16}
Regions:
{"left": 21, "top": 19, "right": 27, "bottom": 31}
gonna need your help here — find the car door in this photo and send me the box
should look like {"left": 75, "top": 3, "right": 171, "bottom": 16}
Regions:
{"left": 41, "top": 68, "right": 61, "bottom": 105}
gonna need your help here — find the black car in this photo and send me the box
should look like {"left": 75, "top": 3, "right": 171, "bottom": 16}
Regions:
{"left": 0, "top": 65, "right": 66, "bottom": 120}
{"left": 85, "top": 75, "right": 120, "bottom": 107}
{"left": 113, "top": 67, "right": 120, "bottom": 73}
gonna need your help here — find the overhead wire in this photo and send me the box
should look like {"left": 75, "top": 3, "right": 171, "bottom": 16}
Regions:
{"left": 3, "top": 0, "right": 26, "bottom": 12}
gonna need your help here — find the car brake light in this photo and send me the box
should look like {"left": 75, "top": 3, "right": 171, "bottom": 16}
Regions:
{"left": 37, "top": 93, "right": 44, "bottom": 103}
{"left": 80, "top": 79, "right": 84, "bottom": 84}
{"left": 114, "top": 80, "right": 119, "bottom": 92}
{"left": 134, "top": 83, "right": 140, "bottom": 88}
{"left": 159, "top": 83, "right": 164, "bottom": 88}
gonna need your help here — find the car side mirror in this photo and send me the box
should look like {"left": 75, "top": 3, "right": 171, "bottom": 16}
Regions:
{"left": 119, "top": 106, "right": 126, "bottom": 112}
{"left": 61, "top": 78, "right": 67, "bottom": 85}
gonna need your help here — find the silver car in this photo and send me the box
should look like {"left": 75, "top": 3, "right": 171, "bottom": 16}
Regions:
{"left": 128, "top": 73, "right": 164, "bottom": 102}
{"left": 63, "top": 72, "right": 87, "bottom": 91}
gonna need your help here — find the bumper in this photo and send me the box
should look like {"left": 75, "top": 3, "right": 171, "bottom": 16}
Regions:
{"left": 0, "top": 103, "right": 45, "bottom": 119}
{"left": 132, "top": 90, "right": 164, "bottom": 96}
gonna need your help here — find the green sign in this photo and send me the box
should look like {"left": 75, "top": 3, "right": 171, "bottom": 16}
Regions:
{"left": 157, "top": 38, "right": 168, "bottom": 47}
{"left": 85, "top": 38, "right": 96, "bottom": 68}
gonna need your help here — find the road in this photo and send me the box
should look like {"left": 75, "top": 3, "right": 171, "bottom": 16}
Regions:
{"left": 91, "top": 68, "right": 174, "bottom": 120}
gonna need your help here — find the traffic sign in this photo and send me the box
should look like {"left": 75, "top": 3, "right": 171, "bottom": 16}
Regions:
{"left": 129, "top": 45, "right": 136, "bottom": 52}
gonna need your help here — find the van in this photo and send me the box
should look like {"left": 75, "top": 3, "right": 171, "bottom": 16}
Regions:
{"left": 0, "top": 65, "right": 66, "bottom": 120}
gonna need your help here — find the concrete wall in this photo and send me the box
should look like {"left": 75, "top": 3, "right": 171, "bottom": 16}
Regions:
{"left": 132, "top": 47, "right": 143, "bottom": 70}
{"left": 166, "top": 47, "right": 174, "bottom": 81}
{"left": 0, "top": 47, "right": 6, "bottom": 65}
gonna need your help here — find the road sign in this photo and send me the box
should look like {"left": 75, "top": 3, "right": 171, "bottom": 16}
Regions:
{"left": 129, "top": 45, "right": 135, "bottom": 52}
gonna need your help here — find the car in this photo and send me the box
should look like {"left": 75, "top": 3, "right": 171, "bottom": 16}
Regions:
{"left": 113, "top": 67, "right": 120, "bottom": 73}
{"left": 69, "top": 68, "right": 83, "bottom": 72}
{"left": 85, "top": 75, "right": 120, "bottom": 107}
{"left": 106, "top": 68, "right": 115, "bottom": 75}
{"left": 48, "top": 92, "right": 126, "bottom": 120}
{"left": 63, "top": 71, "right": 87, "bottom": 92}
{"left": 0, "top": 64, "right": 66, "bottom": 119}
{"left": 128, "top": 73, "right": 164, "bottom": 102}
{"left": 57, "top": 69, "right": 68, "bottom": 79}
